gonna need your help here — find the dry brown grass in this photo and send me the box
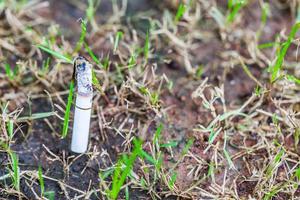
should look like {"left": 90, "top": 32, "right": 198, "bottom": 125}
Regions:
{"left": 1, "top": 0, "right": 300, "bottom": 199}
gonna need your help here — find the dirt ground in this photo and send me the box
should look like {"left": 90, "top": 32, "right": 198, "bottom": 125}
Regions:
{"left": 1, "top": 0, "right": 300, "bottom": 199}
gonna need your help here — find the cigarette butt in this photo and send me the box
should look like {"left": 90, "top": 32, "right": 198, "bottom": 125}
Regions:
{"left": 71, "top": 94, "right": 92, "bottom": 153}
{"left": 71, "top": 56, "right": 93, "bottom": 153}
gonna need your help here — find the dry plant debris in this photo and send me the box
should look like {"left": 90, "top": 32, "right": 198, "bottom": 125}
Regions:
{"left": 1, "top": 0, "right": 300, "bottom": 199}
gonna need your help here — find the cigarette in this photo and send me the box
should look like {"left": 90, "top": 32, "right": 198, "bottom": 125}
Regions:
{"left": 71, "top": 56, "right": 93, "bottom": 153}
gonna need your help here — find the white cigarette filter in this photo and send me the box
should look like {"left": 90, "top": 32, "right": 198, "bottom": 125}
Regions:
{"left": 71, "top": 56, "right": 93, "bottom": 153}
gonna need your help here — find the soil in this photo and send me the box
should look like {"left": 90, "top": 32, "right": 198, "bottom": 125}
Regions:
{"left": 1, "top": 0, "right": 299, "bottom": 200}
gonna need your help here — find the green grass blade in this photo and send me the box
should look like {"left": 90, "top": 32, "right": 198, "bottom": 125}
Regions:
{"left": 9, "top": 152, "right": 19, "bottom": 191}
{"left": 113, "top": 31, "right": 123, "bottom": 54}
{"left": 295, "top": 167, "right": 300, "bottom": 180}
{"left": 84, "top": 42, "right": 100, "bottom": 65}
{"left": 111, "top": 160, "right": 121, "bottom": 197}
{"left": 169, "top": 172, "right": 177, "bottom": 188}
{"left": 160, "top": 141, "right": 178, "bottom": 148}
{"left": 74, "top": 20, "right": 87, "bottom": 53}
{"left": 287, "top": 74, "right": 300, "bottom": 84}
{"left": 154, "top": 123, "right": 163, "bottom": 145}
{"left": 266, "top": 149, "right": 285, "bottom": 177}
{"left": 263, "top": 187, "right": 280, "bottom": 200}
{"left": 16, "top": 112, "right": 55, "bottom": 122}
{"left": 44, "top": 191, "right": 55, "bottom": 200}
{"left": 175, "top": 3, "right": 186, "bottom": 22}
{"left": 7, "top": 119, "right": 13, "bottom": 139}
{"left": 116, "top": 140, "right": 141, "bottom": 196}
{"left": 102, "top": 54, "right": 110, "bottom": 70}
{"left": 125, "top": 186, "right": 129, "bottom": 200}
{"left": 261, "top": 3, "right": 269, "bottom": 26}
{"left": 223, "top": 148, "right": 235, "bottom": 169}
{"left": 144, "top": 30, "right": 150, "bottom": 61}
{"left": 37, "top": 45, "right": 72, "bottom": 63}
{"left": 258, "top": 42, "right": 277, "bottom": 49}
{"left": 128, "top": 51, "right": 137, "bottom": 69}
{"left": 139, "top": 150, "right": 156, "bottom": 164}
{"left": 86, "top": 0, "right": 95, "bottom": 22}
{"left": 208, "top": 160, "right": 215, "bottom": 180}
{"left": 208, "top": 128, "right": 222, "bottom": 144}
{"left": 109, "top": 139, "right": 142, "bottom": 199}
{"left": 16, "top": 112, "right": 54, "bottom": 122}
{"left": 181, "top": 138, "right": 194, "bottom": 156}
{"left": 4, "top": 63, "right": 14, "bottom": 80}
{"left": 99, "top": 168, "right": 114, "bottom": 180}
{"left": 42, "top": 57, "right": 51, "bottom": 74}
{"left": 218, "top": 109, "right": 247, "bottom": 121}
{"left": 271, "top": 23, "right": 300, "bottom": 82}
{"left": 92, "top": 69, "right": 103, "bottom": 93}
{"left": 226, "top": 0, "right": 246, "bottom": 23}
{"left": 228, "top": 0, "right": 233, "bottom": 9}
{"left": 62, "top": 80, "right": 74, "bottom": 138}
{"left": 38, "top": 166, "right": 45, "bottom": 196}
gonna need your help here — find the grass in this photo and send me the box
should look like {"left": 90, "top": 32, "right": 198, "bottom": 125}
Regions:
{"left": 2, "top": 1, "right": 300, "bottom": 199}
{"left": 84, "top": 42, "right": 101, "bottom": 65}
{"left": 207, "top": 160, "right": 215, "bottom": 181}
{"left": 256, "top": 2, "right": 270, "bottom": 38}
{"left": 6, "top": 119, "right": 13, "bottom": 139}
{"left": 44, "top": 191, "right": 55, "bottom": 200}
{"left": 149, "top": 91, "right": 159, "bottom": 105}
{"left": 181, "top": 138, "right": 194, "bottom": 156}
{"left": 255, "top": 85, "right": 263, "bottom": 96}
{"left": 223, "top": 147, "right": 235, "bottom": 169}
{"left": 160, "top": 140, "right": 178, "bottom": 148}
{"left": 270, "top": 22, "right": 300, "bottom": 82}
{"left": 260, "top": 2, "right": 269, "bottom": 27}
{"left": 41, "top": 57, "right": 50, "bottom": 74}
{"left": 153, "top": 123, "right": 163, "bottom": 145}
{"left": 149, "top": 124, "right": 183, "bottom": 192}
{"left": 294, "top": 128, "right": 300, "bottom": 148}
{"left": 104, "top": 123, "right": 187, "bottom": 199}
{"left": 36, "top": 45, "right": 72, "bottom": 63}
{"left": 266, "top": 148, "right": 285, "bottom": 177}
{"left": 196, "top": 65, "right": 203, "bottom": 78}
{"left": 92, "top": 69, "right": 103, "bottom": 91}
{"left": 128, "top": 50, "right": 138, "bottom": 69}
{"left": 226, "top": 0, "right": 247, "bottom": 23}
{"left": 86, "top": 0, "right": 97, "bottom": 23}
{"left": 287, "top": 74, "right": 300, "bottom": 85}
{"left": 143, "top": 30, "right": 150, "bottom": 62}
{"left": 174, "top": 3, "right": 186, "bottom": 23}
{"left": 74, "top": 20, "right": 87, "bottom": 53}
{"left": 16, "top": 112, "right": 55, "bottom": 122}
{"left": 108, "top": 138, "right": 142, "bottom": 199}
{"left": 113, "top": 31, "right": 123, "bottom": 54}
{"left": 139, "top": 85, "right": 160, "bottom": 106}
{"left": 295, "top": 167, "right": 300, "bottom": 180}
{"left": 169, "top": 172, "right": 177, "bottom": 188}
{"left": 101, "top": 54, "right": 110, "bottom": 70}
{"left": 85, "top": 0, "right": 100, "bottom": 29}
{"left": 263, "top": 187, "right": 281, "bottom": 200}
{"left": 38, "top": 166, "right": 45, "bottom": 196}
{"left": 208, "top": 127, "right": 222, "bottom": 144}
{"left": 62, "top": 80, "right": 74, "bottom": 138}
{"left": 9, "top": 151, "right": 20, "bottom": 191}
{"left": 4, "top": 63, "right": 16, "bottom": 80}
{"left": 125, "top": 186, "right": 129, "bottom": 200}
{"left": 258, "top": 42, "right": 278, "bottom": 49}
